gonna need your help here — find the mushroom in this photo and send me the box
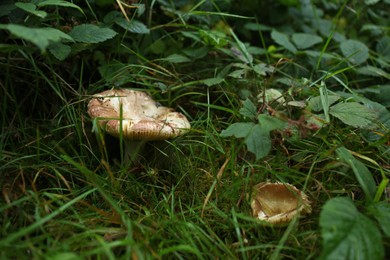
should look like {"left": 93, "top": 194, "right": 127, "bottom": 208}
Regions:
{"left": 87, "top": 89, "right": 190, "bottom": 162}
{"left": 250, "top": 182, "right": 311, "bottom": 225}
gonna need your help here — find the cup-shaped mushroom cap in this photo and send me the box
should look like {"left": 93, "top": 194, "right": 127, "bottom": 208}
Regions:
{"left": 87, "top": 89, "right": 190, "bottom": 140}
{"left": 250, "top": 182, "right": 311, "bottom": 225}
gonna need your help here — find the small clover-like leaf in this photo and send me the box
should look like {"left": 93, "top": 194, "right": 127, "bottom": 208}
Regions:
{"left": 271, "top": 30, "right": 297, "bottom": 53}
{"left": 292, "top": 33, "right": 322, "bottom": 49}
{"left": 340, "top": 39, "right": 369, "bottom": 65}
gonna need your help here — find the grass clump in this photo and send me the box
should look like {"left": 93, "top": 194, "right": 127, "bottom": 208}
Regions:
{"left": 1, "top": 0, "right": 389, "bottom": 258}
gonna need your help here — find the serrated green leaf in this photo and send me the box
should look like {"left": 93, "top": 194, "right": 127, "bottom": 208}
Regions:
{"left": 0, "top": 24, "right": 73, "bottom": 52}
{"left": 245, "top": 124, "right": 272, "bottom": 160}
{"left": 307, "top": 95, "right": 340, "bottom": 112}
{"left": 201, "top": 77, "right": 224, "bottom": 87}
{"left": 15, "top": 2, "right": 47, "bottom": 18}
{"left": 37, "top": 0, "right": 84, "bottom": 15}
{"left": 69, "top": 24, "right": 117, "bottom": 43}
{"left": 336, "top": 147, "right": 376, "bottom": 202}
{"left": 161, "top": 54, "right": 190, "bottom": 63}
{"left": 258, "top": 114, "right": 286, "bottom": 132}
{"left": 291, "top": 33, "right": 322, "bottom": 49}
{"left": 253, "top": 63, "right": 274, "bottom": 76}
{"left": 239, "top": 99, "right": 257, "bottom": 120}
{"left": 329, "top": 102, "right": 376, "bottom": 128}
{"left": 220, "top": 121, "right": 275, "bottom": 160}
{"left": 376, "top": 36, "right": 390, "bottom": 61}
{"left": 320, "top": 197, "right": 384, "bottom": 260}
{"left": 228, "top": 69, "right": 245, "bottom": 78}
{"left": 271, "top": 30, "right": 297, "bottom": 53}
{"left": 368, "top": 201, "right": 390, "bottom": 237}
{"left": 220, "top": 122, "right": 255, "bottom": 138}
{"left": 356, "top": 65, "right": 390, "bottom": 79}
{"left": 49, "top": 42, "right": 71, "bottom": 60}
{"left": 115, "top": 18, "right": 150, "bottom": 34}
{"left": 340, "top": 39, "right": 369, "bottom": 65}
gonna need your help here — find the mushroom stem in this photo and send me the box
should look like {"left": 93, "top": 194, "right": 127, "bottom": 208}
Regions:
{"left": 123, "top": 140, "right": 146, "bottom": 164}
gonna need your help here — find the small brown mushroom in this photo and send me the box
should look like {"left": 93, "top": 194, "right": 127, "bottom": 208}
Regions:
{"left": 87, "top": 89, "right": 190, "bottom": 162}
{"left": 250, "top": 182, "right": 311, "bottom": 225}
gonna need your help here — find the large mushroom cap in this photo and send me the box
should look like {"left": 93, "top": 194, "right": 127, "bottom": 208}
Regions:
{"left": 87, "top": 89, "right": 190, "bottom": 140}
{"left": 250, "top": 182, "right": 311, "bottom": 225}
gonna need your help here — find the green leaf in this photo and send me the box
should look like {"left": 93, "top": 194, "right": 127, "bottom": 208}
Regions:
{"left": 244, "top": 124, "right": 272, "bottom": 160}
{"left": 228, "top": 69, "right": 245, "bottom": 78}
{"left": 329, "top": 102, "right": 377, "bottom": 128}
{"left": 115, "top": 18, "right": 150, "bottom": 34}
{"left": 48, "top": 42, "right": 71, "bottom": 60}
{"left": 336, "top": 147, "right": 377, "bottom": 202}
{"left": 307, "top": 95, "right": 340, "bottom": 112}
{"left": 376, "top": 36, "right": 390, "bottom": 61}
{"left": 271, "top": 30, "right": 297, "bottom": 53}
{"left": 291, "top": 33, "right": 322, "bottom": 49}
{"left": 364, "top": 0, "right": 381, "bottom": 5}
{"left": 356, "top": 65, "right": 390, "bottom": 79}
{"left": 368, "top": 201, "right": 390, "bottom": 237}
{"left": 320, "top": 197, "right": 384, "bottom": 260}
{"left": 200, "top": 77, "right": 224, "bottom": 87}
{"left": 37, "top": 0, "right": 84, "bottom": 15}
{"left": 239, "top": 99, "right": 257, "bottom": 120}
{"left": 15, "top": 2, "right": 47, "bottom": 18}
{"left": 253, "top": 63, "right": 274, "bottom": 76}
{"left": 258, "top": 114, "right": 286, "bottom": 132}
{"left": 220, "top": 122, "right": 272, "bottom": 160}
{"left": 340, "top": 39, "right": 369, "bottom": 65}
{"left": 69, "top": 24, "right": 117, "bottom": 43}
{"left": 230, "top": 29, "right": 253, "bottom": 64}
{"left": 220, "top": 122, "right": 255, "bottom": 139}
{"left": 0, "top": 24, "right": 73, "bottom": 52}
{"left": 161, "top": 54, "right": 190, "bottom": 63}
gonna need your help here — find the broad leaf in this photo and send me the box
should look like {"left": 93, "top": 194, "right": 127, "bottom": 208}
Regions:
{"left": 292, "top": 33, "right": 322, "bottom": 49}
{"left": 239, "top": 99, "right": 257, "bottom": 120}
{"left": 271, "top": 30, "right": 297, "bottom": 53}
{"left": 356, "top": 65, "right": 390, "bottom": 79}
{"left": 49, "top": 42, "right": 71, "bottom": 60}
{"left": 307, "top": 95, "right": 340, "bottom": 112}
{"left": 253, "top": 63, "right": 274, "bottom": 76}
{"left": 320, "top": 197, "right": 384, "bottom": 260}
{"left": 376, "top": 36, "right": 390, "bottom": 61}
{"left": 38, "top": 0, "right": 84, "bottom": 15}
{"left": 161, "top": 54, "right": 190, "bottom": 63}
{"left": 220, "top": 122, "right": 255, "bottom": 139}
{"left": 340, "top": 39, "right": 369, "bottom": 65}
{"left": 257, "top": 114, "right": 286, "bottom": 132}
{"left": 69, "top": 24, "right": 117, "bottom": 43}
{"left": 329, "top": 102, "right": 376, "bottom": 128}
{"left": 336, "top": 147, "right": 376, "bottom": 202}
{"left": 115, "top": 18, "right": 150, "bottom": 34}
{"left": 368, "top": 201, "right": 390, "bottom": 237}
{"left": 200, "top": 77, "right": 224, "bottom": 87}
{"left": 15, "top": 2, "right": 47, "bottom": 18}
{"left": 220, "top": 121, "right": 274, "bottom": 160}
{"left": 0, "top": 24, "right": 73, "bottom": 52}
{"left": 244, "top": 123, "right": 272, "bottom": 160}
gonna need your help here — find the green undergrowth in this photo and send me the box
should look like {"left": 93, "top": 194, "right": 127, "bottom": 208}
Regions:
{"left": 1, "top": 0, "right": 389, "bottom": 259}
